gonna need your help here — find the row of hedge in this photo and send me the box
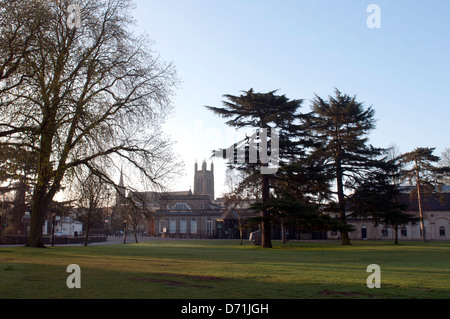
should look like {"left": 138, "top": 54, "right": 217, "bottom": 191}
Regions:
{"left": 0, "top": 235, "right": 107, "bottom": 245}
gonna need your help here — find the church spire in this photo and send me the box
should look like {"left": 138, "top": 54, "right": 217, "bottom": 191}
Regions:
{"left": 118, "top": 167, "right": 124, "bottom": 188}
{"left": 116, "top": 167, "right": 126, "bottom": 206}
{"left": 119, "top": 168, "right": 125, "bottom": 188}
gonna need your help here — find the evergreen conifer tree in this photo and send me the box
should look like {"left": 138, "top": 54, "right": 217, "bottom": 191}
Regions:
{"left": 304, "top": 89, "right": 383, "bottom": 245}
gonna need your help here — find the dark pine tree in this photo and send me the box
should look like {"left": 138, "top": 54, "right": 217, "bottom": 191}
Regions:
{"left": 349, "top": 158, "right": 419, "bottom": 244}
{"left": 304, "top": 88, "right": 383, "bottom": 245}
{"left": 206, "top": 89, "right": 304, "bottom": 248}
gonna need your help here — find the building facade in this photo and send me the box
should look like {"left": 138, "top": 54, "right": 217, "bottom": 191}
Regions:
{"left": 145, "top": 191, "right": 226, "bottom": 238}
{"left": 122, "top": 162, "right": 258, "bottom": 239}
{"left": 119, "top": 161, "right": 450, "bottom": 242}
{"left": 327, "top": 190, "right": 450, "bottom": 241}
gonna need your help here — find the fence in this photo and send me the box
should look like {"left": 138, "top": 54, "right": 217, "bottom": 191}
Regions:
{"left": 0, "top": 235, "right": 106, "bottom": 245}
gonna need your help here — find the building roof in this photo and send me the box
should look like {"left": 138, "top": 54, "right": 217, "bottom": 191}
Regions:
{"left": 171, "top": 203, "right": 192, "bottom": 210}
{"left": 217, "top": 210, "right": 240, "bottom": 221}
{"left": 399, "top": 185, "right": 450, "bottom": 193}
{"left": 400, "top": 192, "right": 450, "bottom": 211}
{"left": 166, "top": 190, "right": 193, "bottom": 196}
{"left": 216, "top": 209, "right": 258, "bottom": 221}
{"left": 396, "top": 185, "right": 450, "bottom": 211}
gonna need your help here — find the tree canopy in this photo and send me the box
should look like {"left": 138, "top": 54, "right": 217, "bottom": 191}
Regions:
{"left": 0, "top": 0, "right": 180, "bottom": 247}
{"left": 304, "top": 89, "right": 383, "bottom": 245}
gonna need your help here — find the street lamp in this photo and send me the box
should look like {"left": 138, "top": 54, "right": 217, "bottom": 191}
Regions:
{"left": 0, "top": 194, "right": 4, "bottom": 237}
{"left": 23, "top": 210, "right": 31, "bottom": 238}
{"left": 51, "top": 213, "right": 56, "bottom": 247}
{"left": 104, "top": 217, "right": 109, "bottom": 238}
{"left": 0, "top": 212, "right": 3, "bottom": 238}
{"left": 123, "top": 219, "right": 127, "bottom": 244}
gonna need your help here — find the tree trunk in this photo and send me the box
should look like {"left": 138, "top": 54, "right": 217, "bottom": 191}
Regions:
{"left": 123, "top": 221, "right": 127, "bottom": 244}
{"left": 281, "top": 221, "right": 287, "bottom": 244}
{"left": 394, "top": 224, "right": 399, "bottom": 245}
{"left": 134, "top": 227, "right": 138, "bottom": 243}
{"left": 26, "top": 111, "right": 57, "bottom": 248}
{"left": 339, "top": 227, "right": 351, "bottom": 245}
{"left": 26, "top": 187, "right": 47, "bottom": 248}
{"left": 26, "top": 174, "right": 53, "bottom": 248}
{"left": 336, "top": 156, "right": 351, "bottom": 245}
{"left": 27, "top": 180, "right": 61, "bottom": 247}
{"left": 260, "top": 174, "right": 272, "bottom": 248}
{"left": 415, "top": 163, "right": 426, "bottom": 242}
{"left": 84, "top": 225, "right": 90, "bottom": 246}
{"left": 238, "top": 217, "right": 243, "bottom": 246}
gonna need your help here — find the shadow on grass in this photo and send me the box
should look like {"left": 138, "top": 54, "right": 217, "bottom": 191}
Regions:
{"left": 2, "top": 240, "right": 450, "bottom": 299}
{"left": 1, "top": 260, "right": 450, "bottom": 299}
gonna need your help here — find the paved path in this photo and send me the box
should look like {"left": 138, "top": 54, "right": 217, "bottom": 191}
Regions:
{"left": 64, "top": 235, "right": 168, "bottom": 246}
{"left": 93, "top": 235, "right": 156, "bottom": 245}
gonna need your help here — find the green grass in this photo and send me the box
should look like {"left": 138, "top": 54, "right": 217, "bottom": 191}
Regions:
{"left": 1, "top": 240, "right": 450, "bottom": 299}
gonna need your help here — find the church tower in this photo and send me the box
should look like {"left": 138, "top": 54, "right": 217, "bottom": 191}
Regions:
{"left": 194, "top": 161, "right": 215, "bottom": 200}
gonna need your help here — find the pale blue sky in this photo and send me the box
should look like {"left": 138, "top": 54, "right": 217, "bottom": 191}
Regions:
{"left": 131, "top": 0, "right": 450, "bottom": 197}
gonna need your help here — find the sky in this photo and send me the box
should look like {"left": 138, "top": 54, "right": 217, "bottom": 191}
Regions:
{"left": 129, "top": 0, "right": 450, "bottom": 198}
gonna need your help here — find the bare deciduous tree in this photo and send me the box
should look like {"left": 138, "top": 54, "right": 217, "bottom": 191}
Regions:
{"left": 0, "top": 0, "right": 180, "bottom": 247}
{"left": 402, "top": 147, "right": 450, "bottom": 242}
{"left": 70, "top": 169, "right": 111, "bottom": 246}
{"left": 223, "top": 169, "right": 250, "bottom": 245}
{"left": 440, "top": 148, "right": 450, "bottom": 185}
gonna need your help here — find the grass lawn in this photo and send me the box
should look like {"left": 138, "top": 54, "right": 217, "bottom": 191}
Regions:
{"left": 1, "top": 239, "right": 450, "bottom": 299}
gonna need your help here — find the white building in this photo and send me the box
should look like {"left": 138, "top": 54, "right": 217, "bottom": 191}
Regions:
{"left": 55, "top": 216, "right": 83, "bottom": 236}
{"left": 328, "top": 187, "right": 450, "bottom": 241}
